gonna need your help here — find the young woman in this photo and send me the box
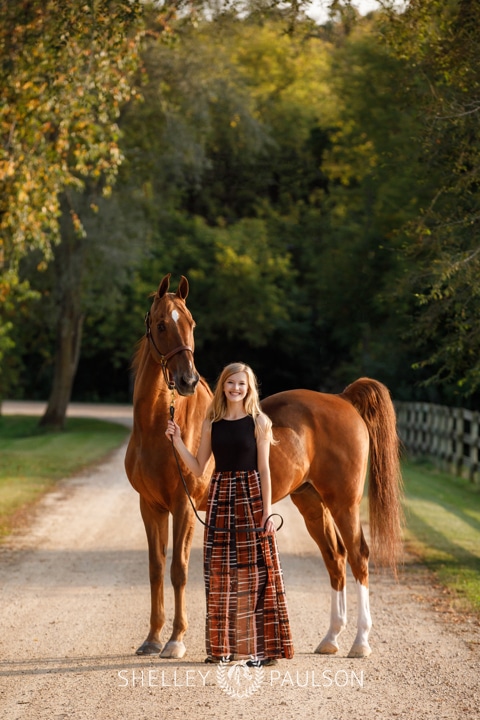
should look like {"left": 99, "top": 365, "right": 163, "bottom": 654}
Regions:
{"left": 165, "top": 362, "right": 294, "bottom": 666}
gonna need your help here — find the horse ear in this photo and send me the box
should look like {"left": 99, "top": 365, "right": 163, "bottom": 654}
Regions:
{"left": 157, "top": 274, "right": 171, "bottom": 298}
{"left": 176, "top": 275, "right": 189, "bottom": 301}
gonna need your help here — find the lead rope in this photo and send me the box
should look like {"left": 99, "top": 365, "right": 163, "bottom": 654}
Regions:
{"left": 168, "top": 395, "right": 283, "bottom": 534}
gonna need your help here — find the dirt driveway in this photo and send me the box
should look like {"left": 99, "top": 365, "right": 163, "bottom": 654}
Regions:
{"left": 0, "top": 403, "right": 478, "bottom": 719}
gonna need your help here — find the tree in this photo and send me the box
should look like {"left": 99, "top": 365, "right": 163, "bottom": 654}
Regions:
{"left": 38, "top": 185, "right": 146, "bottom": 427}
{"left": 111, "top": 13, "right": 335, "bottom": 392}
{"left": 0, "top": 0, "right": 142, "bottom": 270}
{"left": 286, "top": 15, "right": 429, "bottom": 392}
{"left": 16, "top": 2, "right": 474, "bottom": 406}
{"left": 381, "top": 0, "right": 480, "bottom": 396}
{"left": 0, "top": 0, "right": 143, "bottom": 415}
{"left": 0, "top": 0, "right": 147, "bottom": 423}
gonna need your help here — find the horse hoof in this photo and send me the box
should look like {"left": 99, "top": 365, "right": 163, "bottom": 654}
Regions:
{"left": 161, "top": 641, "right": 186, "bottom": 659}
{"left": 136, "top": 641, "right": 163, "bottom": 656}
{"left": 347, "top": 643, "right": 371, "bottom": 658}
{"left": 315, "top": 640, "right": 339, "bottom": 655}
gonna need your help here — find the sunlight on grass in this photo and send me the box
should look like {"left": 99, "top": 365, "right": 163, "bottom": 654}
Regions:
{"left": 402, "top": 459, "right": 480, "bottom": 613}
{"left": 405, "top": 498, "right": 480, "bottom": 557}
{"left": 0, "top": 416, "right": 130, "bottom": 538}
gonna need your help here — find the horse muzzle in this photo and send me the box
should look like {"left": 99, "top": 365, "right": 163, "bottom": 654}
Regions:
{"left": 174, "top": 370, "right": 200, "bottom": 396}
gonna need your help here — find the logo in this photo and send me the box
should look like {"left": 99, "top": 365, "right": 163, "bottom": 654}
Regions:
{"left": 216, "top": 660, "right": 264, "bottom": 698}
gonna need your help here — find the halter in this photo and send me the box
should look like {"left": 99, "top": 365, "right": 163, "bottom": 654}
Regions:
{"left": 145, "top": 308, "right": 285, "bottom": 535}
{"left": 144, "top": 310, "right": 193, "bottom": 390}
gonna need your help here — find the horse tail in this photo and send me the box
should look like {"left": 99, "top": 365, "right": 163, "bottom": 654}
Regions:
{"left": 340, "top": 377, "right": 404, "bottom": 574}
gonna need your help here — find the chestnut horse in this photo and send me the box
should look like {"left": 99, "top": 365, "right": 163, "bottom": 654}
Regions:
{"left": 125, "top": 274, "right": 403, "bottom": 659}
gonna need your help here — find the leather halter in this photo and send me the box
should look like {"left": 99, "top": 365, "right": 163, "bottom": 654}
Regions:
{"left": 144, "top": 311, "right": 193, "bottom": 390}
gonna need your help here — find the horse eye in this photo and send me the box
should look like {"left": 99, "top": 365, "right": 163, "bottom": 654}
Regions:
{"left": 157, "top": 321, "right": 166, "bottom": 332}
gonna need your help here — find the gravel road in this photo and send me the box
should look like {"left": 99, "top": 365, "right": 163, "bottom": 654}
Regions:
{"left": 0, "top": 403, "right": 478, "bottom": 719}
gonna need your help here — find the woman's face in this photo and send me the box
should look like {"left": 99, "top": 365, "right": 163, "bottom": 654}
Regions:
{"left": 223, "top": 371, "right": 249, "bottom": 405}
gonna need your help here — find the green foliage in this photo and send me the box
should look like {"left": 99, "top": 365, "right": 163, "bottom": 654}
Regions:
{"left": 287, "top": 21, "right": 428, "bottom": 390}
{"left": 6, "top": 1, "right": 480, "bottom": 405}
{"left": 0, "top": 0, "right": 142, "bottom": 268}
{"left": 0, "top": 271, "right": 39, "bottom": 401}
{"left": 0, "top": 0, "right": 143, "bottom": 399}
{"left": 381, "top": 0, "right": 480, "bottom": 394}
{"left": 120, "top": 13, "right": 332, "bottom": 219}
{"left": 149, "top": 214, "right": 293, "bottom": 345}
{"left": 88, "top": 13, "right": 337, "bottom": 393}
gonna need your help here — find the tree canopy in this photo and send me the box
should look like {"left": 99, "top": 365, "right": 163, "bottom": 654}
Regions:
{"left": 3, "top": 0, "right": 480, "bottom": 413}
{"left": 0, "top": 0, "right": 142, "bottom": 268}
{"left": 0, "top": 0, "right": 143, "bottom": 403}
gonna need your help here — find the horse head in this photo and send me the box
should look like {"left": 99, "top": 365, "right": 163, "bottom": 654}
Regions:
{"left": 145, "top": 274, "right": 200, "bottom": 396}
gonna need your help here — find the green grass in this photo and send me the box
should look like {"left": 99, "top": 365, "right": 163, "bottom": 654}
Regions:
{"left": 402, "top": 458, "right": 480, "bottom": 615}
{"left": 0, "top": 415, "right": 130, "bottom": 538}
{"left": 2, "top": 416, "right": 479, "bottom": 616}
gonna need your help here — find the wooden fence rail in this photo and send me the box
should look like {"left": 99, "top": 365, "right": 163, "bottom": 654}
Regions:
{"left": 395, "top": 401, "right": 480, "bottom": 484}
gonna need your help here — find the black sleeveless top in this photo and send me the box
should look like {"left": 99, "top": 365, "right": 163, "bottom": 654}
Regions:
{"left": 211, "top": 416, "right": 258, "bottom": 472}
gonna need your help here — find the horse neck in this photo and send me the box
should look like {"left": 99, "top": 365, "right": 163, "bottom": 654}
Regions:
{"left": 133, "top": 343, "right": 174, "bottom": 419}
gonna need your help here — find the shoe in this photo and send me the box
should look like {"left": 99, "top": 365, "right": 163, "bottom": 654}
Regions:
{"left": 204, "top": 655, "right": 231, "bottom": 664}
{"left": 246, "top": 658, "right": 278, "bottom": 667}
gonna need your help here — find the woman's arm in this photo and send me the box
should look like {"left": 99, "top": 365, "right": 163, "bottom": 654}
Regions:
{"left": 165, "top": 417, "right": 212, "bottom": 478}
{"left": 256, "top": 413, "right": 275, "bottom": 532}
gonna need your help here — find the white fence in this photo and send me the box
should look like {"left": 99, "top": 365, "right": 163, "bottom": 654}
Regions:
{"left": 395, "top": 401, "right": 480, "bottom": 484}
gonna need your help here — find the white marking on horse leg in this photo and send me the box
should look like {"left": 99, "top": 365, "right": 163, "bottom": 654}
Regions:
{"left": 348, "top": 581, "right": 372, "bottom": 658}
{"left": 160, "top": 640, "right": 186, "bottom": 659}
{"left": 315, "top": 587, "right": 347, "bottom": 654}
{"left": 171, "top": 309, "right": 179, "bottom": 323}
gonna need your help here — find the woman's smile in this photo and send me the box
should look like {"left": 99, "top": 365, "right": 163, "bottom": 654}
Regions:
{"left": 223, "top": 372, "right": 248, "bottom": 403}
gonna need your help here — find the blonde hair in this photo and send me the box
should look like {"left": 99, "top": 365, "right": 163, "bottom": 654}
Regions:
{"left": 208, "top": 362, "right": 275, "bottom": 443}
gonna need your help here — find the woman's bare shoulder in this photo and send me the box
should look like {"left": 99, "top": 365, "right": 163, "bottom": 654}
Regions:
{"left": 255, "top": 412, "right": 270, "bottom": 430}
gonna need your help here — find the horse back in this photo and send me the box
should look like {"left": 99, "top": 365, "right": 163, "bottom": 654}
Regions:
{"left": 262, "top": 389, "right": 369, "bottom": 503}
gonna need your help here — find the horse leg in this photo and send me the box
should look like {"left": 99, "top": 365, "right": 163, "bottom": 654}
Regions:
{"left": 290, "top": 484, "right": 348, "bottom": 655}
{"left": 160, "top": 504, "right": 195, "bottom": 659}
{"left": 329, "top": 505, "right": 372, "bottom": 658}
{"left": 136, "top": 498, "right": 169, "bottom": 656}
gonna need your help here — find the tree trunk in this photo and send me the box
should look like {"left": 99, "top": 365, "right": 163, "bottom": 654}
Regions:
{"left": 40, "top": 194, "right": 85, "bottom": 431}
{"left": 39, "top": 305, "right": 84, "bottom": 431}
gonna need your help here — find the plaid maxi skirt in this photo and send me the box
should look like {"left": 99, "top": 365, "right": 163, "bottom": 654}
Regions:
{"left": 204, "top": 469, "right": 294, "bottom": 661}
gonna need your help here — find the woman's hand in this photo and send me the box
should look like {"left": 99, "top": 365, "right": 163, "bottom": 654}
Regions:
{"left": 165, "top": 419, "right": 181, "bottom": 444}
{"left": 261, "top": 512, "right": 276, "bottom": 534}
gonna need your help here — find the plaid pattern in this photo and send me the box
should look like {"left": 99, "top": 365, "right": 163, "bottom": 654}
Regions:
{"left": 204, "top": 469, "right": 294, "bottom": 661}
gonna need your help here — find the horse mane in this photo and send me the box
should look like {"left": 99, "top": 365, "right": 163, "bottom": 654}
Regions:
{"left": 131, "top": 336, "right": 148, "bottom": 377}
{"left": 197, "top": 374, "right": 213, "bottom": 399}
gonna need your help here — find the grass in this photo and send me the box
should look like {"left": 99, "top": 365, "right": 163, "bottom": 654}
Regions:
{"left": 2, "top": 416, "right": 479, "bottom": 617}
{"left": 402, "top": 458, "right": 480, "bottom": 615}
{"left": 0, "top": 415, "right": 130, "bottom": 539}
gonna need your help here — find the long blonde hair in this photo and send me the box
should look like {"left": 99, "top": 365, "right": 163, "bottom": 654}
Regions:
{"left": 208, "top": 362, "right": 275, "bottom": 443}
